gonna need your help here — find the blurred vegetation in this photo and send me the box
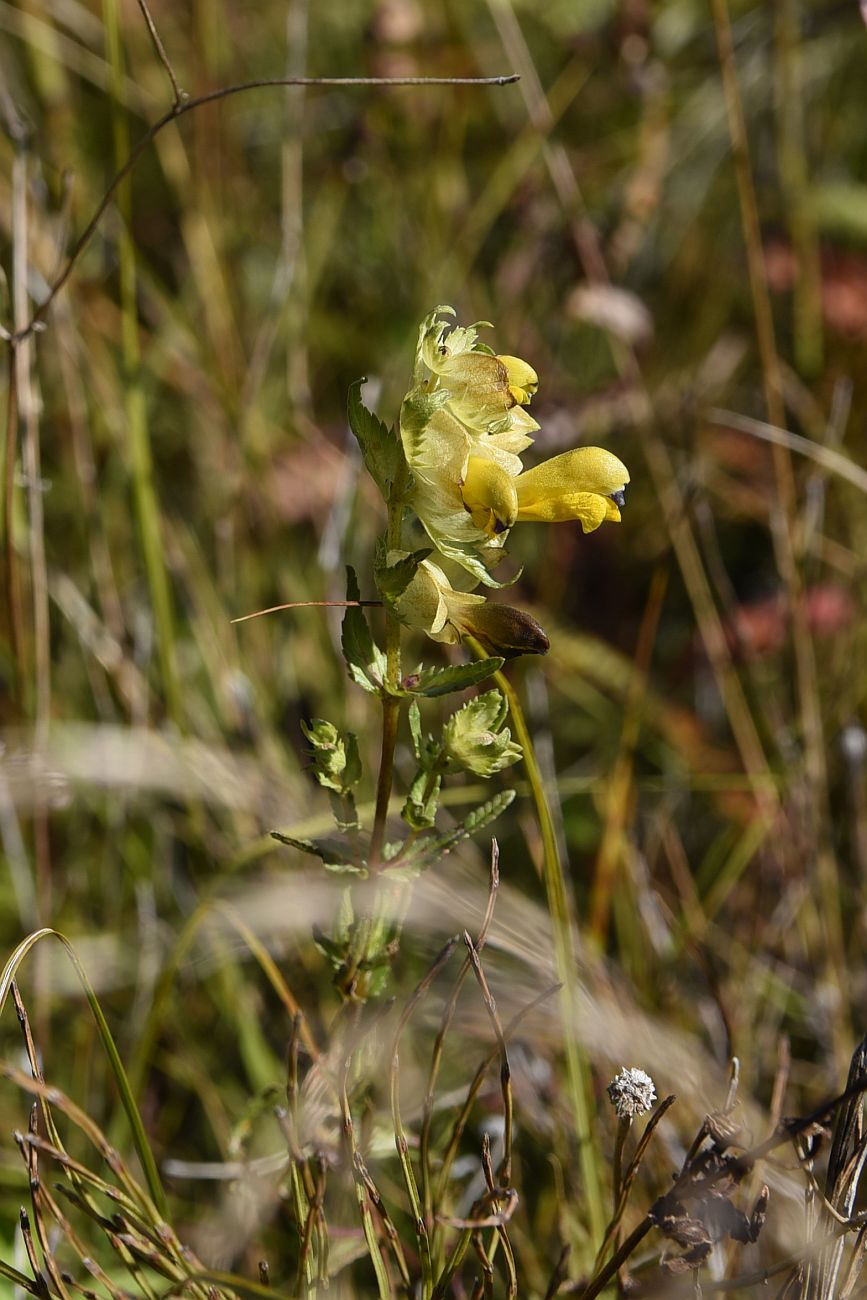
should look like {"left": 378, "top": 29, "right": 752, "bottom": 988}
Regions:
{"left": 2, "top": 0, "right": 867, "bottom": 1294}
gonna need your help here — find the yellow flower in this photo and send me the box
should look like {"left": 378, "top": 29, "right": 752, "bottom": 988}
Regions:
{"left": 419, "top": 312, "right": 539, "bottom": 435}
{"left": 428, "top": 351, "right": 539, "bottom": 432}
{"left": 461, "top": 446, "right": 630, "bottom": 537}
{"left": 400, "top": 308, "right": 630, "bottom": 583}
{"left": 401, "top": 308, "right": 540, "bottom": 586}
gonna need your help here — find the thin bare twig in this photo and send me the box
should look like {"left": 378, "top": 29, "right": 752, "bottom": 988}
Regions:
{"left": 134, "top": 0, "right": 185, "bottom": 108}
{"left": 9, "top": 74, "right": 518, "bottom": 342}
{"left": 463, "top": 932, "right": 512, "bottom": 1188}
{"left": 434, "top": 982, "right": 561, "bottom": 1215}
{"left": 232, "top": 599, "right": 382, "bottom": 625}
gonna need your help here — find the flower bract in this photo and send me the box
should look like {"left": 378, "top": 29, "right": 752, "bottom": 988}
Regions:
{"left": 391, "top": 554, "right": 548, "bottom": 657}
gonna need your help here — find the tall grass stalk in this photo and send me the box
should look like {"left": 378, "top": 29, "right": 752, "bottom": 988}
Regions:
{"left": 102, "top": 0, "right": 185, "bottom": 728}
{"left": 709, "top": 0, "right": 848, "bottom": 1060}
{"left": 472, "top": 640, "right": 606, "bottom": 1248}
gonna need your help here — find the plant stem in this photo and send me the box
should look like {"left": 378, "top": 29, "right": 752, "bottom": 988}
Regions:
{"left": 774, "top": 0, "right": 822, "bottom": 377}
{"left": 468, "top": 642, "right": 605, "bottom": 1248}
{"left": 368, "top": 462, "right": 409, "bottom": 870}
{"left": 369, "top": 674, "right": 400, "bottom": 871}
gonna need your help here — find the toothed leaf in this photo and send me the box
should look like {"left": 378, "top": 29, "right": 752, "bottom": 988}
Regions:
{"left": 347, "top": 378, "right": 403, "bottom": 496}
{"left": 411, "top": 657, "right": 504, "bottom": 698}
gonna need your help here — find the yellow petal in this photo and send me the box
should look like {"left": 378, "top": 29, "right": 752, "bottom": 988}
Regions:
{"left": 496, "top": 355, "right": 539, "bottom": 405}
{"left": 461, "top": 456, "right": 519, "bottom": 536}
{"left": 518, "top": 491, "right": 618, "bottom": 532}
{"left": 438, "top": 353, "right": 514, "bottom": 426}
{"left": 516, "top": 447, "right": 629, "bottom": 506}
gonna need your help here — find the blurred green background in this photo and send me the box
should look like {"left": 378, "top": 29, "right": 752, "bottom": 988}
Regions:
{"left": 2, "top": 0, "right": 867, "bottom": 1290}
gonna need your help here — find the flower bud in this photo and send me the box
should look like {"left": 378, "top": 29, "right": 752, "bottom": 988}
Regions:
{"left": 455, "top": 601, "right": 550, "bottom": 659}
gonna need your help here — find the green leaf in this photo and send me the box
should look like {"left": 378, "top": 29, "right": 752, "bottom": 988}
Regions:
{"left": 410, "top": 657, "right": 504, "bottom": 698}
{"left": 375, "top": 544, "right": 432, "bottom": 600}
{"left": 461, "top": 788, "right": 516, "bottom": 834}
{"left": 341, "top": 566, "right": 387, "bottom": 693}
{"left": 408, "top": 699, "right": 423, "bottom": 760}
{"left": 300, "top": 718, "right": 362, "bottom": 794}
{"left": 385, "top": 790, "right": 516, "bottom": 877}
{"left": 312, "top": 925, "right": 348, "bottom": 969}
{"left": 329, "top": 789, "right": 360, "bottom": 833}
{"left": 347, "top": 377, "right": 403, "bottom": 496}
{"left": 404, "top": 701, "right": 443, "bottom": 773}
{"left": 401, "top": 769, "right": 442, "bottom": 831}
{"left": 336, "top": 886, "right": 354, "bottom": 945}
{"left": 442, "top": 689, "right": 523, "bottom": 777}
{"left": 343, "top": 732, "right": 362, "bottom": 787}
{"left": 270, "top": 830, "right": 367, "bottom": 875}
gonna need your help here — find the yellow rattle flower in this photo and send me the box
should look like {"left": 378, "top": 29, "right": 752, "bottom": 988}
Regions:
{"left": 461, "top": 446, "right": 630, "bottom": 538}
{"left": 400, "top": 307, "right": 630, "bottom": 584}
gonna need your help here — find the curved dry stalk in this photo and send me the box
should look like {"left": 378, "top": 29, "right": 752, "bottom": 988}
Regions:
{"left": 8, "top": 76, "right": 518, "bottom": 344}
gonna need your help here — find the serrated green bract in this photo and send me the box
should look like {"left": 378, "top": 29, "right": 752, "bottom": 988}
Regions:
{"left": 442, "top": 689, "right": 523, "bottom": 777}
{"left": 374, "top": 543, "right": 432, "bottom": 601}
{"left": 347, "top": 378, "right": 404, "bottom": 497}
{"left": 410, "top": 657, "right": 504, "bottom": 698}
{"left": 300, "top": 718, "right": 361, "bottom": 793}
{"left": 341, "top": 566, "right": 387, "bottom": 693}
{"left": 401, "top": 768, "right": 442, "bottom": 831}
{"left": 399, "top": 385, "right": 452, "bottom": 442}
{"left": 408, "top": 698, "right": 424, "bottom": 759}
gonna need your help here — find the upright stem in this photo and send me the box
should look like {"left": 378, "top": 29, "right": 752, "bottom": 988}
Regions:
{"left": 468, "top": 642, "right": 606, "bottom": 1246}
{"left": 368, "top": 461, "right": 409, "bottom": 871}
{"left": 368, "top": 653, "right": 401, "bottom": 871}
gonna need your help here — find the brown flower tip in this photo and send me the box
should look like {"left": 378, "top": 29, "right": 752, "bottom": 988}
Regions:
{"left": 460, "top": 602, "right": 550, "bottom": 659}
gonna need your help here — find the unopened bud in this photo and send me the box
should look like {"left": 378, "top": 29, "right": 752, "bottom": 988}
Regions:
{"left": 457, "top": 602, "right": 550, "bottom": 659}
